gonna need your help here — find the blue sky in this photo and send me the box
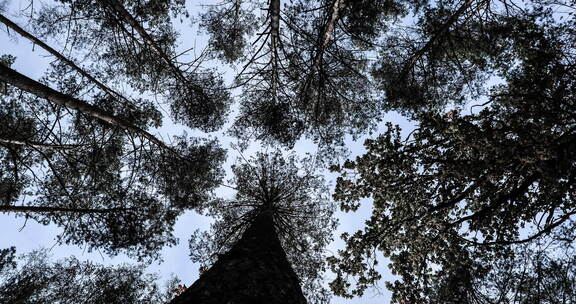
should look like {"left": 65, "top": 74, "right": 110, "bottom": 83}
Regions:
{"left": 0, "top": 0, "right": 418, "bottom": 302}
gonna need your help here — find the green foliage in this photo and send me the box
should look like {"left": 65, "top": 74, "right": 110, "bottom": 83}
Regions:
{"left": 0, "top": 247, "right": 16, "bottom": 273}
{"left": 199, "top": 0, "right": 259, "bottom": 63}
{"left": 189, "top": 152, "right": 337, "bottom": 304}
{"left": 0, "top": 54, "right": 15, "bottom": 93}
{"left": 0, "top": 2, "right": 228, "bottom": 260}
{"left": 32, "top": 0, "right": 230, "bottom": 132}
{"left": 0, "top": 101, "right": 37, "bottom": 205}
{"left": 0, "top": 80, "right": 226, "bottom": 260}
{"left": 198, "top": 0, "right": 387, "bottom": 156}
{"left": 2, "top": 0, "right": 574, "bottom": 301}
{"left": 328, "top": 0, "right": 576, "bottom": 301}
{"left": 0, "top": 249, "right": 179, "bottom": 303}
{"left": 0, "top": 55, "right": 15, "bottom": 67}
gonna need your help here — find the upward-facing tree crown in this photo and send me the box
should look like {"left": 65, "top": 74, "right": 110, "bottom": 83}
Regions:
{"left": 0, "top": 0, "right": 575, "bottom": 302}
{"left": 189, "top": 152, "right": 337, "bottom": 303}
{"left": 326, "top": 0, "right": 576, "bottom": 301}
{"left": 0, "top": 0, "right": 227, "bottom": 261}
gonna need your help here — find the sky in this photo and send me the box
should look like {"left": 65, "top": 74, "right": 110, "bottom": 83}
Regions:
{"left": 0, "top": 1, "right": 417, "bottom": 303}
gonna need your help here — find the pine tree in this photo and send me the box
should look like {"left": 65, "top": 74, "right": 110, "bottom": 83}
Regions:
{"left": 0, "top": 2, "right": 227, "bottom": 261}
{"left": 2, "top": 0, "right": 574, "bottom": 302}
{"left": 200, "top": 0, "right": 385, "bottom": 155}
{"left": 326, "top": 0, "right": 576, "bottom": 301}
{"left": 183, "top": 152, "right": 337, "bottom": 304}
{"left": 0, "top": 248, "right": 179, "bottom": 303}
{"left": 170, "top": 210, "right": 307, "bottom": 304}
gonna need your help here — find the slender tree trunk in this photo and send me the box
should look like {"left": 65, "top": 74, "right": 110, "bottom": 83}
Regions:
{"left": 0, "top": 14, "right": 132, "bottom": 105}
{"left": 311, "top": 0, "right": 345, "bottom": 75}
{"left": 0, "top": 65, "right": 179, "bottom": 158}
{"left": 170, "top": 210, "right": 307, "bottom": 304}
{"left": 300, "top": 0, "right": 345, "bottom": 115}
{"left": 269, "top": 0, "right": 281, "bottom": 102}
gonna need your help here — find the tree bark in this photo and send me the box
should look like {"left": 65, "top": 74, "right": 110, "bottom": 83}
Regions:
{"left": 269, "top": 0, "right": 281, "bottom": 101}
{"left": 100, "top": 0, "right": 210, "bottom": 101}
{"left": 169, "top": 210, "right": 307, "bottom": 304}
{"left": 0, "top": 14, "right": 132, "bottom": 105}
{"left": 0, "top": 65, "right": 179, "bottom": 158}
{"left": 300, "top": 0, "right": 345, "bottom": 113}
{"left": 311, "top": 0, "right": 345, "bottom": 75}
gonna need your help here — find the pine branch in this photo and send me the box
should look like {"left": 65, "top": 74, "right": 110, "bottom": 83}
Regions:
{"left": 0, "top": 14, "right": 133, "bottom": 105}
{"left": 0, "top": 205, "right": 132, "bottom": 214}
{"left": 100, "top": 0, "right": 212, "bottom": 103}
{"left": 0, "top": 64, "right": 180, "bottom": 158}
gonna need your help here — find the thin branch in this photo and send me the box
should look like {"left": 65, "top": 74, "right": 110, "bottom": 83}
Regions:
{"left": 101, "top": 0, "right": 214, "bottom": 102}
{"left": 0, "top": 137, "right": 84, "bottom": 150}
{"left": 0, "top": 14, "right": 133, "bottom": 105}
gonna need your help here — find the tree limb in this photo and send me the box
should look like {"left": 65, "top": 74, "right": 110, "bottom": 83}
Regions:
{"left": 0, "top": 137, "right": 83, "bottom": 150}
{"left": 0, "top": 14, "right": 133, "bottom": 105}
{"left": 0, "top": 64, "right": 179, "bottom": 158}
{"left": 100, "top": 0, "right": 212, "bottom": 103}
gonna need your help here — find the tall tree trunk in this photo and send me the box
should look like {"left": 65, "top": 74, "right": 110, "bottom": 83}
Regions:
{"left": 300, "top": 0, "right": 345, "bottom": 118}
{"left": 0, "top": 14, "right": 132, "bottom": 105}
{"left": 269, "top": 0, "right": 281, "bottom": 102}
{"left": 0, "top": 65, "right": 179, "bottom": 158}
{"left": 169, "top": 210, "right": 307, "bottom": 304}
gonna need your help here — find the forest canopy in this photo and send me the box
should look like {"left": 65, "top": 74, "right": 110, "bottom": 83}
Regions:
{"left": 0, "top": 0, "right": 575, "bottom": 303}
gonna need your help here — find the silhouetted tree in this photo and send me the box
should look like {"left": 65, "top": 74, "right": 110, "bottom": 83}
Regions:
{"left": 3, "top": 0, "right": 574, "bottom": 302}
{"left": 327, "top": 2, "right": 576, "bottom": 300}
{"left": 0, "top": 1, "right": 228, "bottom": 260}
{"left": 179, "top": 152, "right": 337, "bottom": 303}
{"left": 200, "top": 0, "right": 387, "bottom": 155}
{"left": 0, "top": 248, "right": 179, "bottom": 303}
{"left": 29, "top": 0, "right": 231, "bottom": 131}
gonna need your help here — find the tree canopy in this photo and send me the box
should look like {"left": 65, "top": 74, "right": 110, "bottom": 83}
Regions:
{"left": 189, "top": 152, "right": 337, "bottom": 303}
{"left": 200, "top": 0, "right": 389, "bottom": 155}
{"left": 0, "top": 0, "right": 575, "bottom": 302}
{"left": 0, "top": 248, "right": 179, "bottom": 303}
{"left": 0, "top": 1, "right": 226, "bottom": 261}
{"left": 327, "top": 0, "right": 576, "bottom": 301}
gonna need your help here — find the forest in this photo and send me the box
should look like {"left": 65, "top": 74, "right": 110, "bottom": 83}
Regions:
{"left": 0, "top": 0, "right": 575, "bottom": 303}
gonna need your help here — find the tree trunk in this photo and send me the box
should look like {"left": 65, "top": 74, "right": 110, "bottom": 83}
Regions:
{"left": 100, "top": 0, "right": 210, "bottom": 101}
{"left": 169, "top": 210, "right": 307, "bottom": 304}
{"left": 0, "top": 65, "right": 179, "bottom": 158}
{"left": 0, "top": 14, "right": 131, "bottom": 105}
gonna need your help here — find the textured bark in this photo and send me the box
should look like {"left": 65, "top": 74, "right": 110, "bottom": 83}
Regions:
{"left": 100, "top": 0, "right": 210, "bottom": 101}
{"left": 169, "top": 211, "right": 307, "bottom": 304}
{"left": 269, "top": 0, "right": 281, "bottom": 101}
{"left": 0, "top": 14, "right": 131, "bottom": 104}
{"left": 300, "top": 0, "right": 345, "bottom": 113}
{"left": 0, "top": 65, "right": 179, "bottom": 158}
{"left": 311, "top": 0, "right": 345, "bottom": 75}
